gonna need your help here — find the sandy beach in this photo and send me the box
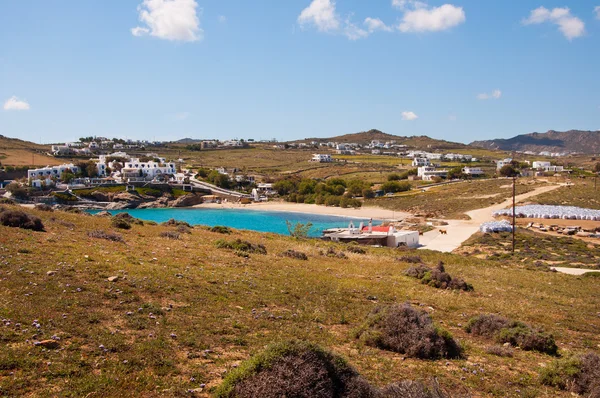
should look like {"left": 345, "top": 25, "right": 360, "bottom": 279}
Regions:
{"left": 193, "top": 201, "right": 410, "bottom": 220}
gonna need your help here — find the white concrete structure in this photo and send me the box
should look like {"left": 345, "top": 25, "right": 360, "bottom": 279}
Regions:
{"left": 462, "top": 167, "right": 484, "bottom": 176}
{"left": 496, "top": 158, "right": 513, "bottom": 170}
{"left": 412, "top": 157, "right": 431, "bottom": 167}
{"left": 323, "top": 224, "right": 419, "bottom": 248}
{"left": 532, "top": 161, "right": 551, "bottom": 169}
{"left": 532, "top": 161, "right": 564, "bottom": 172}
{"left": 310, "top": 154, "right": 332, "bottom": 163}
{"left": 121, "top": 159, "right": 176, "bottom": 180}
{"left": 418, "top": 166, "right": 448, "bottom": 181}
{"left": 28, "top": 164, "right": 80, "bottom": 182}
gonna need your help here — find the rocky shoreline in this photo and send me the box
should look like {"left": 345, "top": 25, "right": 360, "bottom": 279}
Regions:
{"left": 58, "top": 191, "right": 206, "bottom": 211}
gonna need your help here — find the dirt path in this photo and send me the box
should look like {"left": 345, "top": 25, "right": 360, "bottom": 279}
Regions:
{"left": 550, "top": 267, "right": 600, "bottom": 275}
{"left": 419, "top": 184, "right": 563, "bottom": 253}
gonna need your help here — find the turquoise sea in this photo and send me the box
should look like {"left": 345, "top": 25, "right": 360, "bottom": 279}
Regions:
{"left": 88, "top": 208, "right": 380, "bottom": 237}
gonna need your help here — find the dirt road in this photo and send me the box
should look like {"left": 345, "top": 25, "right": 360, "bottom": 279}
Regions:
{"left": 419, "top": 184, "right": 563, "bottom": 253}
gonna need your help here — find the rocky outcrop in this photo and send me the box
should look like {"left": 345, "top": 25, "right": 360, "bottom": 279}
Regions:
{"left": 168, "top": 193, "right": 204, "bottom": 208}
{"left": 137, "top": 197, "right": 170, "bottom": 209}
{"left": 90, "top": 191, "right": 111, "bottom": 202}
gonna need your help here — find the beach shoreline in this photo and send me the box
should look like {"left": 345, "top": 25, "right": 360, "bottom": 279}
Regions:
{"left": 192, "top": 201, "right": 410, "bottom": 221}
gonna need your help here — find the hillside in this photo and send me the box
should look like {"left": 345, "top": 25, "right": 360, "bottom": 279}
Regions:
{"left": 470, "top": 130, "right": 600, "bottom": 154}
{"left": 0, "top": 205, "right": 597, "bottom": 396}
{"left": 301, "top": 129, "right": 468, "bottom": 149}
{"left": 0, "top": 135, "right": 62, "bottom": 167}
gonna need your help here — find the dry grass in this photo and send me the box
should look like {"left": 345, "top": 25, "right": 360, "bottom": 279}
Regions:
{"left": 0, "top": 204, "right": 598, "bottom": 397}
{"left": 365, "top": 179, "right": 544, "bottom": 219}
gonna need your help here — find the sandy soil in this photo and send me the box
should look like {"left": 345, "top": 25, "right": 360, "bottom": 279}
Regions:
{"left": 194, "top": 201, "right": 411, "bottom": 220}
{"left": 550, "top": 267, "right": 600, "bottom": 276}
{"left": 418, "top": 184, "right": 564, "bottom": 253}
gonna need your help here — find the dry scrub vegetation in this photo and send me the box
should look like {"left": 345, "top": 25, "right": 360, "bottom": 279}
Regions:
{"left": 365, "top": 179, "right": 543, "bottom": 219}
{"left": 0, "top": 203, "right": 598, "bottom": 397}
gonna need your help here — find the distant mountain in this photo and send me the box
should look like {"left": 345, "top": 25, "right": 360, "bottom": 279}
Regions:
{"left": 470, "top": 130, "right": 600, "bottom": 154}
{"left": 173, "top": 138, "right": 202, "bottom": 144}
{"left": 299, "top": 129, "right": 467, "bottom": 150}
{"left": 0, "top": 134, "right": 48, "bottom": 151}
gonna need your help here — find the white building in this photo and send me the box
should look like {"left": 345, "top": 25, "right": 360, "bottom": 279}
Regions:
{"left": 462, "top": 167, "right": 484, "bottom": 176}
{"left": 496, "top": 158, "right": 513, "bottom": 170}
{"left": 121, "top": 159, "right": 176, "bottom": 180}
{"left": 412, "top": 158, "right": 431, "bottom": 167}
{"left": 532, "top": 161, "right": 551, "bottom": 169}
{"left": 418, "top": 166, "right": 448, "bottom": 181}
{"left": 310, "top": 154, "right": 332, "bottom": 163}
{"left": 323, "top": 223, "right": 419, "bottom": 248}
{"left": 28, "top": 164, "right": 81, "bottom": 182}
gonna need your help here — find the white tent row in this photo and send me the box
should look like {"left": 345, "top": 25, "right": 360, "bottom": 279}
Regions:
{"left": 494, "top": 205, "right": 600, "bottom": 221}
{"left": 480, "top": 220, "right": 513, "bottom": 233}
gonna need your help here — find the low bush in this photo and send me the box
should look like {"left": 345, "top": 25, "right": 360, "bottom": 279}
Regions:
{"left": 466, "top": 314, "right": 558, "bottom": 355}
{"left": 346, "top": 245, "right": 366, "bottom": 254}
{"left": 162, "top": 218, "right": 192, "bottom": 228}
{"left": 399, "top": 255, "right": 423, "bottom": 264}
{"left": 111, "top": 218, "right": 131, "bottom": 230}
{"left": 539, "top": 352, "right": 600, "bottom": 395}
{"left": 160, "top": 231, "right": 180, "bottom": 240}
{"left": 280, "top": 250, "right": 308, "bottom": 261}
{"left": 0, "top": 208, "right": 45, "bottom": 231}
{"left": 485, "top": 345, "right": 514, "bottom": 357}
{"left": 321, "top": 247, "right": 347, "bottom": 259}
{"left": 210, "top": 225, "right": 232, "bottom": 234}
{"left": 176, "top": 225, "right": 192, "bottom": 234}
{"left": 34, "top": 204, "right": 54, "bottom": 212}
{"left": 214, "top": 340, "right": 377, "bottom": 398}
{"left": 404, "top": 262, "right": 473, "bottom": 292}
{"left": 215, "top": 239, "right": 267, "bottom": 255}
{"left": 114, "top": 213, "right": 144, "bottom": 225}
{"left": 88, "top": 230, "right": 124, "bottom": 242}
{"left": 354, "top": 303, "right": 462, "bottom": 360}
{"left": 380, "top": 380, "right": 448, "bottom": 398}
{"left": 0, "top": 198, "right": 15, "bottom": 205}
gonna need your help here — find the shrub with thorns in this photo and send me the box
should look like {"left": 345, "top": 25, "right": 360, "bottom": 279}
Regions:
{"left": 354, "top": 303, "right": 463, "bottom": 360}
{"left": 0, "top": 208, "right": 45, "bottom": 231}
{"left": 160, "top": 231, "right": 181, "bottom": 240}
{"left": 539, "top": 352, "right": 600, "bottom": 395}
{"left": 215, "top": 340, "right": 377, "bottom": 398}
{"left": 404, "top": 262, "right": 473, "bottom": 291}
{"left": 466, "top": 314, "right": 558, "bottom": 355}
{"left": 87, "top": 230, "right": 124, "bottom": 243}
{"left": 215, "top": 238, "right": 267, "bottom": 255}
{"left": 210, "top": 225, "right": 232, "bottom": 234}
{"left": 215, "top": 340, "right": 450, "bottom": 398}
{"left": 280, "top": 249, "right": 308, "bottom": 261}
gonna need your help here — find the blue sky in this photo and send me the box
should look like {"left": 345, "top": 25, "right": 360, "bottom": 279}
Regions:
{"left": 1, "top": 0, "right": 599, "bottom": 144}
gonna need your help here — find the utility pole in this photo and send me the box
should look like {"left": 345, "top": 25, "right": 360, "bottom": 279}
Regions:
{"left": 512, "top": 175, "right": 516, "bottom": 254}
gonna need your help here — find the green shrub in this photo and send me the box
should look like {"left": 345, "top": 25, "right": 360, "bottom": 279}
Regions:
{"left": 0, "top": 208, "right": 45, "bottom": 231}
{"left": 215, "top": 239, "right": 267, "bottom": 255}
{"left": 466, "top": 314, "right": 558, "bottom": 355}
{"left": 214, "top": 340, "right": 376, "bottom": 398}
{"left": 210, "top": 225, "right": 232, "bottom": 234}
{"left": 354, "top": 303, "right": 462, "bottom": 360}
{"left": 111, "top": 218, "right": 131, "bottom": 230}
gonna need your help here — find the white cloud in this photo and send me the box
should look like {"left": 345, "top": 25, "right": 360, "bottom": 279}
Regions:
{"left": 392, "top": 0, "right": 427, "bottom": 11}
{"left": 298, "top": 0, "right": 340, "bottom": 32}
{"left": 522, "top": 7, "right": 585, "bottom": 40}
{"left": 3, "top": 96, "right": 30, "bottom": 111}
{"left": 218, "top": 15, "right": 227, "bottom": 23}
{"left": 298, "top": 0, "right": 370, "bottom": 40}
{"left": 594, "top": 6, "right": 600, "bottom": 19}
{"left": 131, "top": 26, "right": 150, "bottom": 36}
{"left": 477, "top": 89, "right": 502, "bottom": 100}
{"left": 398, "top": 4, "right": 466, "bottom": 33}
{"left": 401, "top": 111, "right": 418, "bottom": 121}
{"left": 364, "top": 17, "right": 393, "bottom": 33}
{"left": 132, "top": 0, "right": 203, "bottom": 42}
{"left": 343, "top": 17, "right": 369, "bottom": 40}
